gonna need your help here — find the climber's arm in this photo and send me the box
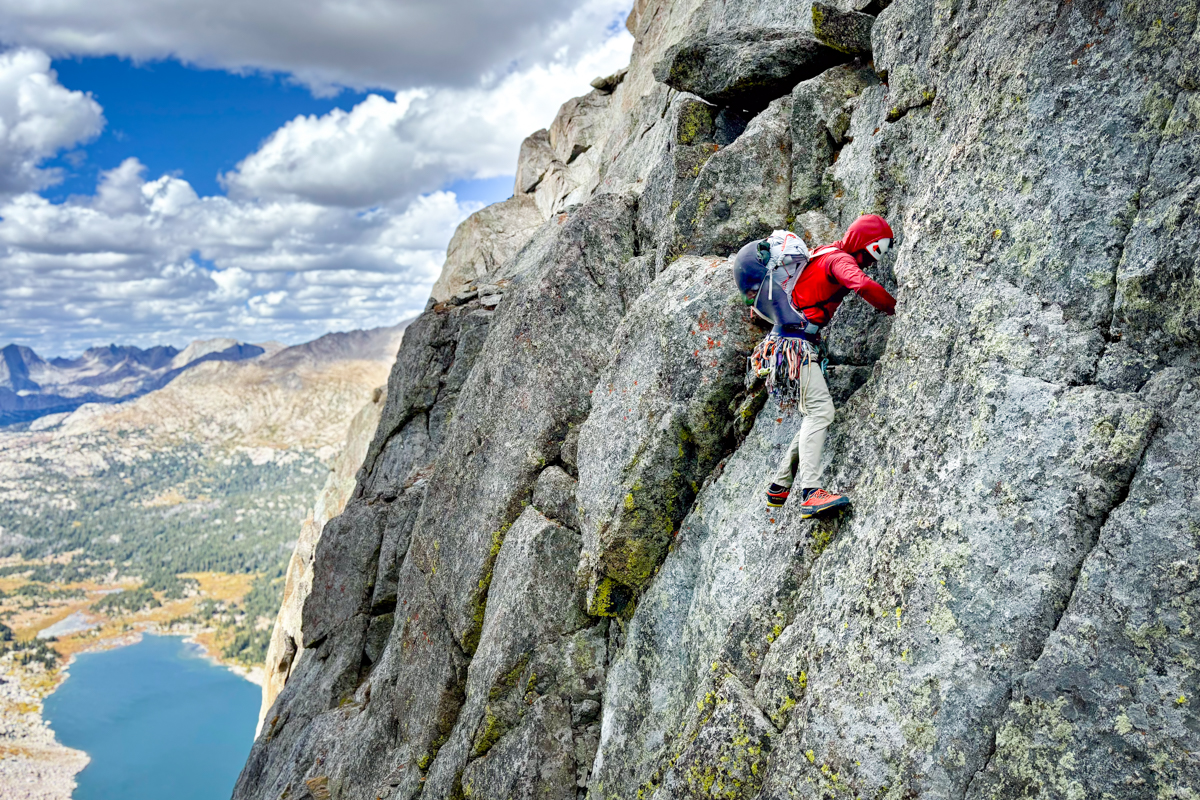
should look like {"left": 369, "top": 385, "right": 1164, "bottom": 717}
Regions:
{"left": 829, "top": 255, "right": 896, "bottom": 315}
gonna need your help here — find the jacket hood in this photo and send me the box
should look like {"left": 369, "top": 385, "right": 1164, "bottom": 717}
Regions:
{"left": 837, "top": 214, "right": 894, "bottom": 254}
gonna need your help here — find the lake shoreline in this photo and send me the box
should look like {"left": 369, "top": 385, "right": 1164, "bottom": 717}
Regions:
{"left": 41, "top": 633, "right": 262, "bottom": 800}
{"left": 0, "top": 655, "right": 89, "bottom": 800}
{"left": 182, "top": 632, "right": 265, "bottom": 687}
{"left": 1, "top": 625, "right": 261, "bottom": 800}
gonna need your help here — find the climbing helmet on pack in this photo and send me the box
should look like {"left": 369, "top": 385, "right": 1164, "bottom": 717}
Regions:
{"left": 735, "top": 231, "right": 810, "bottom": 305}
{"left": 734, "top": 240, "right": 769, "bottom": 304}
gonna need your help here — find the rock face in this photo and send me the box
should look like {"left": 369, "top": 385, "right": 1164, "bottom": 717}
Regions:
{"left": 237, "top": 1, "right": 1200, "bottom": 800}
{"left": 810, "top": 3, "right": 875, "bottom": 54}
{"left": 429, "top": 195, "right": 544, "bottom": 303}
{"left": 653, "top": 29, "right": 842, "bottom": 109}
{"left": 257, "top": 386, "right": 390, "bottom": 732}
{"left": 575, "top": 255, "right": 761, "bottom": 615}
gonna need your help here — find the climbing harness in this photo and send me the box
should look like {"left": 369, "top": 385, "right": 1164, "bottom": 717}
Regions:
{"left": 746, "top": 333, "right": 826, "bottom": 412}
{"left": 736, "top": 231, "right": 829, "bottom": 410}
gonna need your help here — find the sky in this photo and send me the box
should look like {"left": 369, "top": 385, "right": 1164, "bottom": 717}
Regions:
{"left": 0, "top": 0, "right": 634, "bottom": 356}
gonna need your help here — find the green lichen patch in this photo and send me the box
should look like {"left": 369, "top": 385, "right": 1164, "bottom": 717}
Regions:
{"left": 462, "top": 524, "right": 512, "bottom": 654}
{"left": 986, "top": 696, "right": 1083, "bottom": 799}
{"left": 472, "top": 706, "right": 507, "bottom": 757}
{"left": 678, "top": 101, "right": 716, "bottom": 146}
{"left": 639, "top": 673, "right": 774, "bottom": 800}
{"left": 588, "top": 574, "right": 633, "bottom": 618}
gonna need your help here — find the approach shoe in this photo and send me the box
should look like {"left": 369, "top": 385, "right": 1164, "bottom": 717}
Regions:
{"left": 766, "top": 483, "right": 790, "bottom": 508}
{"left": 798, "top": 488, "right": 850, "bottom": 519}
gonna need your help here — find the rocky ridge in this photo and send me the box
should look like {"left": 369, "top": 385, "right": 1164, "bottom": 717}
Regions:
{"left": 258, "top": 386, "right": 389, "bottom": 732}
{"left": 242, "top": 1, "right": 1200, "bottom": 799}
{"left": 0, "top": 339, "right": 268, "bottom": 427}
{"left": 0, "top": 656, "right": 88, "bottom": 800}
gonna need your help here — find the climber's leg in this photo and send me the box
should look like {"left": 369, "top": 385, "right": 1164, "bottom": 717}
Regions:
{"left": 770, "top": 432, "right": 802, "bottom": 489}
{"left": 767, "top": 359, "right": 832, "bottom": 508}
{"left": 766, "top": 424, "right": 804, "bottom": 506}
{"left": 794, "top": 361, "right": 834, "bottom": 490}
{"left": 794, "top": 365, "right": 848, "bottom": 517}
{"left": 785, "top": 361, "right": 849, "bottom": 518}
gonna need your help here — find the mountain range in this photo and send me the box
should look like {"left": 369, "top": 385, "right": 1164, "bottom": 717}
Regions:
{"left": 0, "top": 325, "right": 418, "bottom": 429}
{"left": 0, "top": 338, "right": 268, "bottom": 426}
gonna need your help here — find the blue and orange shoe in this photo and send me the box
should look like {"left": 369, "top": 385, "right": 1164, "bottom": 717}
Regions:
{"left": 766, "top": 483, "right": 790, "bottom": 508}
{"left": 798, "top": 488, "right": 849, "bottom": 518}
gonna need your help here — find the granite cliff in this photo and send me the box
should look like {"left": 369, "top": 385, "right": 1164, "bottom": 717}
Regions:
{"left": 241, "top": 1, "right": 1200, "bottom": 798}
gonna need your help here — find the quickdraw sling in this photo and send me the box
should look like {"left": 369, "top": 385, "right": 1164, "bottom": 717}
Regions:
{"left": 746, "top": 334, "right": 826, "bottom": 412}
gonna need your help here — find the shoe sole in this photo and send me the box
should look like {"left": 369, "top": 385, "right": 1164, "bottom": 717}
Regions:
{"left": 766, "top": 498, "right": 787, "bottom": 508}
{"left": 799, "top": 496, "right": 850, "bottom": 519}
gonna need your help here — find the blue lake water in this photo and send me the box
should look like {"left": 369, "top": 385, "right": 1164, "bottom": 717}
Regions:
{"left": 42, "top": 633, "right": 260, "bottom": 800}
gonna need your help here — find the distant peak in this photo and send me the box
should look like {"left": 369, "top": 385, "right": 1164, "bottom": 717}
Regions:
{"left": 171, "top": 338, "right": 245, "bottom": 370}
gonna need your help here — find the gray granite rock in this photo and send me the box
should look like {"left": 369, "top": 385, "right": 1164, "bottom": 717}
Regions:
{"left": 360, "top": 302, "right": 494, "bottom": 500}
{"left": 244, "top": 561, "right": 469, "bottom": 800}
{"left": 789, "top": 64, "right": 878, "bottom": 215}
{"left": 635, "top": 96, "right": 721, "bottom": 264}
{"left": 238, "top": 299, "right": 494, "bottom": 800}
{"left": 810, "top": 2, "right": 875, "bottom": 54}
{"left": 515, "top": 129, "right": 555, "bottom": 195}
{"left": 591, "top": 67, "right": 629, "bottom": 94}
{"left": 238, "top": 3, "right": 1200, "bottom": 800}
{"left": 460, "top": 695, "right": 577, "bottom": 800}
{"left": 370, "top": 488, "right": 422, "bottom": 613}
{"left": 591, "top": 0, "right": 1200, "bottom": 798}
{"left": 668, "top": 95, "right": 794, "bottom": 261}
{"left": 418, "top": 506, "right": 605, "bottom": 800}
{"left": 430, "top": 195, "right": 545, "bottom": 302}
{"left": 588, "top": 395, "right": 837, "bottom": 799}
{"left": 1106, "top": 81, "right": 1200, "bottom": 387}
{"left": 653, "top": 28, "right": 845, "bottom": 109}
{"left": 968, "top": 375, "right": 1200, "bottom": 800}
{"left": 576, "top": 255, "right": 759, "bottom": 615}
{"left": 532, "top": 466, "right": 580, "bottom": 531}
{"left": 301, "top": 503, "right": 385, "bottom": 650}
{"left": 650, "top": 674, "right": 776, "bottom": 800}
{"left": 408, "top": 192, "right": 646, "bottom": 656}
{"left": 549, "top": 91, "right": 612, "bottom": 166}
{"left": 476, "top": 507, "right": 590, "bottom": 673}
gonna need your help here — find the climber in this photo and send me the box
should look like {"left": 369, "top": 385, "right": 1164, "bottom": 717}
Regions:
{"left": 734, "top": 215, "right": 897, "bottom": 518}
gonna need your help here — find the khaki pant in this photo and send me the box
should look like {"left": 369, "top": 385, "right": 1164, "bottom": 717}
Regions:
{"left": 770, "top": 359, "right": 835, "bottom": 490}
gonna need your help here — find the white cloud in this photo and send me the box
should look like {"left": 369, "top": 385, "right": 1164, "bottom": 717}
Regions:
{"left": 0, "top": 162, "right": 476, "bottom": 354}
{"left": 224, "top": 30, "right": 632, "bottom": 207}
{"left": 0, "top": 48, "right": 103, "bottom": 194}
{"left": 0, "top": 3, "right": 636, "bottom": 355}
{"left": 0, "top": 0, "right": 632, "bottom": 94}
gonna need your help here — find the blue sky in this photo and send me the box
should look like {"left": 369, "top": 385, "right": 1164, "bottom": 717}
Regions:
{"left": 45, "top": 58, "right": 377, "bottom": 201}
{"left": 0, "top": 1, "right": 633, "bottom": 356}
{"left": 42, "top": 57, "right": 517, "bottom": 207}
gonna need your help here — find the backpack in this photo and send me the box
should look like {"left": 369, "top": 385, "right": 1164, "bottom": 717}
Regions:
{"left": 757, "top": 230, "right": 810, "bottom": 303}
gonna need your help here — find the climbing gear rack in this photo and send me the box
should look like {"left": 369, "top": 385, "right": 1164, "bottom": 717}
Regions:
{"left": 747, "top": 335, "right": 821, "bottom": 407}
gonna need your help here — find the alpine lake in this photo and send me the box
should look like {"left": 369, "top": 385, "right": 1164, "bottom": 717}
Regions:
{"left": 43, "top": 633, "right": 260, "bottom": 800}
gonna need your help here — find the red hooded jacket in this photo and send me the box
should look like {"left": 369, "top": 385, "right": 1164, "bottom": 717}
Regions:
{"left": 789, "top": 215, "right": 897, "bottom": 325}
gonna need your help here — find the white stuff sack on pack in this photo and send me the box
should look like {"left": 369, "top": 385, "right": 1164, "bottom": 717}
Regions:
{"left": 766, "top": 230, "right": 809, "bottom": 269}
{"left": 762, "top": 230, "right": 810, "bottom": 301}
